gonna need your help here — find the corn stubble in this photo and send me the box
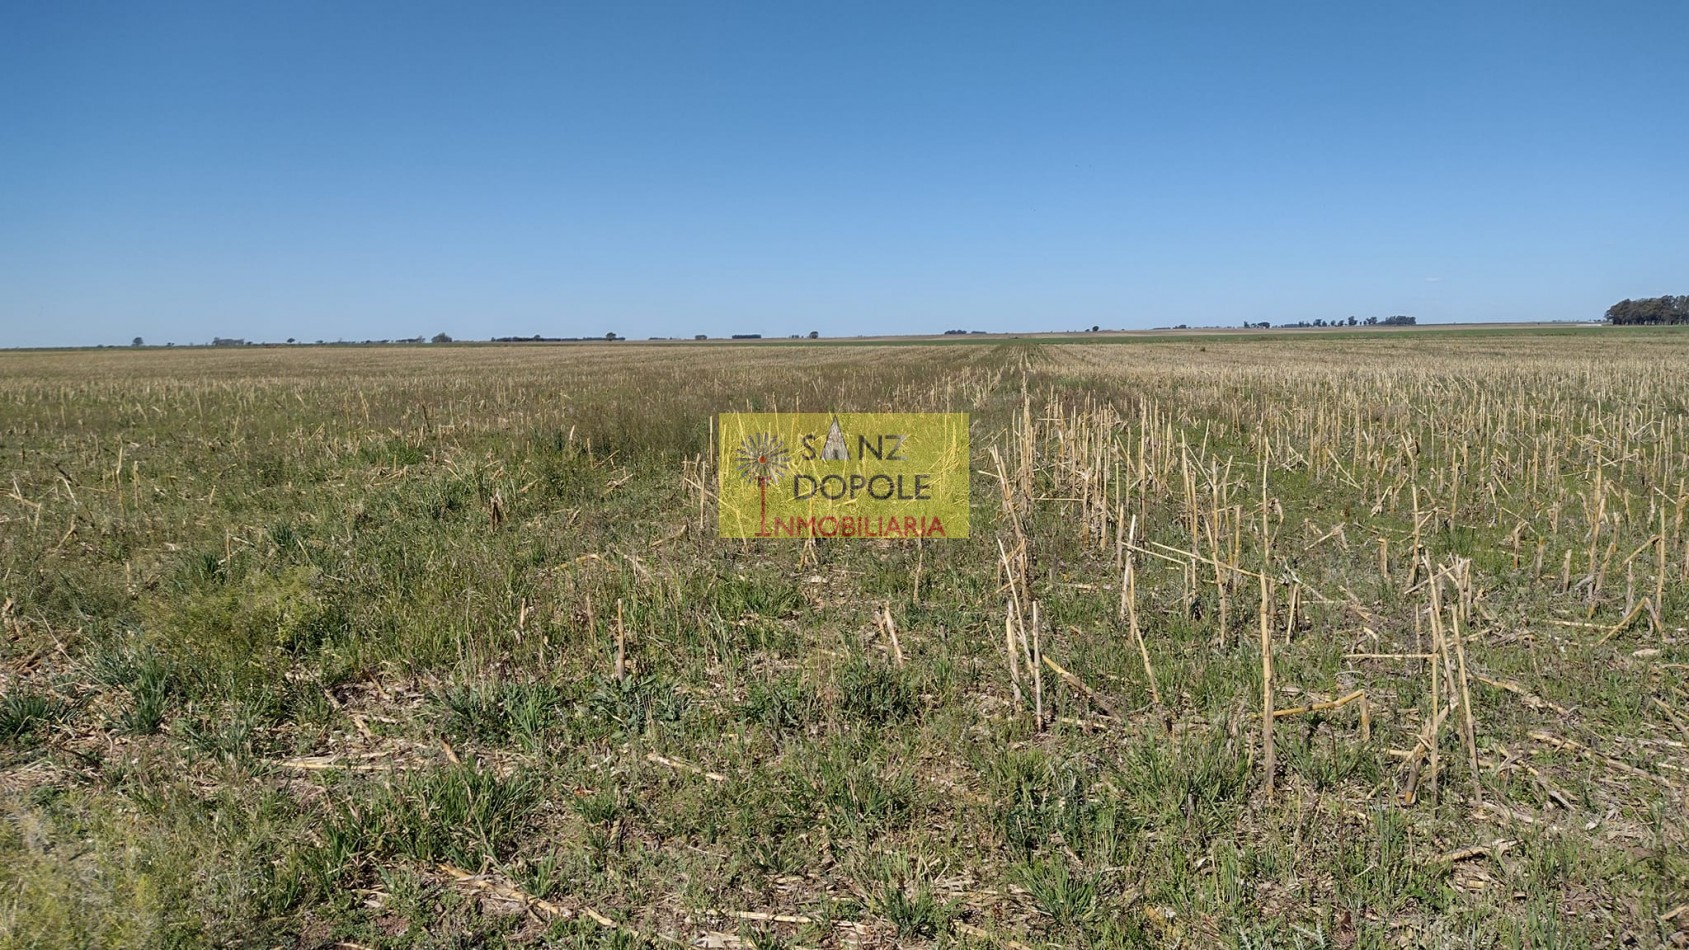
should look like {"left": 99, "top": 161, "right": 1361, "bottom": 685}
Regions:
{"left": 0, "top": 330, "right": 1686, "bottom": 946}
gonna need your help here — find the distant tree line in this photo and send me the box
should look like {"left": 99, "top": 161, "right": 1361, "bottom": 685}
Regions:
{"left": 489, "top": 334, "right": 620, "bottom": 343}
{"left": 1246, "top": 315, "right": 1415, "bottom": 330}
{"left": 1605, "top": 296, "right": 1689, "bottom": 325}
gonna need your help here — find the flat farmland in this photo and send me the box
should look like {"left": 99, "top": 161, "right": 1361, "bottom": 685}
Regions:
{"left": 2, "top": 330, "right": 1686, "bottom": 947}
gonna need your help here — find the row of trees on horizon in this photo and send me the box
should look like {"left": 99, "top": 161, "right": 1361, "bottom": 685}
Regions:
{"left": 1242, "top": 315, "right": 1416, "bottom": 330}
{"left": 1605, "top": 296, "right": 1689, "bottom": 325}
{"left": 107, "top": 300, "right": 1689, "bottom": 348}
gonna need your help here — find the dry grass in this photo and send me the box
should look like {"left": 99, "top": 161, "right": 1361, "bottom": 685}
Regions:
{"left": 2, "top": 328, "right": 1686, "bottom": 947}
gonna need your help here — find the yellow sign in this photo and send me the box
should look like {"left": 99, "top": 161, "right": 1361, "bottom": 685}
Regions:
{"left": 717, "top": 412, "right": 969, "bottom": 538}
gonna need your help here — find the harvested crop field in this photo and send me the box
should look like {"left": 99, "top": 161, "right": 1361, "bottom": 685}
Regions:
{"left": 2, "top": 328, "right": 1687, "bottom": 947}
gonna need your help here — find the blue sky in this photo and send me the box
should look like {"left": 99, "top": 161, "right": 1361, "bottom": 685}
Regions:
{"left": 3, "top": 2, "right": 1685, "bottom": 346}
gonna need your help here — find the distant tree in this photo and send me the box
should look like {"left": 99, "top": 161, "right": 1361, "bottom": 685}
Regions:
{"left": 694, "top": 334, "right": 708, "bottom": 340}
{"left": 808, "top": 330, "right": 819, "bottom": 339}
{"left": 1347, "top": 316, "right": 1357, "bottom": 326}
{"left": 432, "top": 332, "right": 452, "bottom": 343}
{"left": 1606, "top": 295, "right": 1689, "bottom": 325}
{"left": 1380, "top": 315, "right": 1416, "bottom": 326}
{"left": 131, "top": 337, "right": 143, "bottom": 347}
{"left": 286, "top": 337, "right": 296, "bottom": 344}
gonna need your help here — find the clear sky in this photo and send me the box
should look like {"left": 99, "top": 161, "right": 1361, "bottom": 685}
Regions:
{"left": 3, "top": 2, "right": 1686, "bottom": 346}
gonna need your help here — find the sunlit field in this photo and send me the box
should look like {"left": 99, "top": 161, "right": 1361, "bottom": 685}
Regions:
{"left": 2, "top": 329, "right": 1686, "bottom": 947}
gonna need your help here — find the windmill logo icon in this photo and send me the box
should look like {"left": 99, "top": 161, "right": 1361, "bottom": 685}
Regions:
{"left": 733, "top": 432, "right": 790, "bottom": 537}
